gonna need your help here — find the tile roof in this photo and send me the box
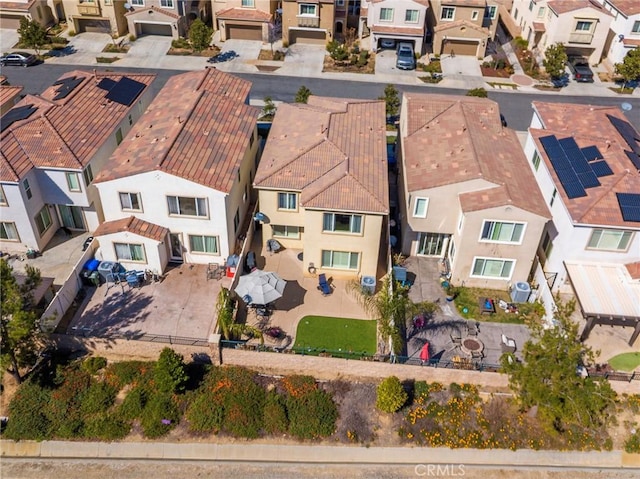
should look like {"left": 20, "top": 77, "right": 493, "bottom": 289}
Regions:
{"left": 442, "top": 0, "right": 486, "bottom": 6}
{"left": 548, "top": 0, "right": 611, "bottom": 16}
{"left": 254, "top": 97, "right": 389, "bottom": 214}
{"left": 623, "top": 38, "right": 640, "bottom": 47}
{"left": 371, "top": 0, "right": 428, "bottom": 6}
{"left": 0, "top": 1, "right": 36, "bottom": 11}
{"left": 0, "top": 85, "right": 23, "bottom": 109}
{"left": 626, "top": 261, "right": 640, "bottom": 280}
{"left": 530, "top": 101, "right": 640, "bottom": 229}
{"left": 608, "top": 0, "right": 640, "bottom": 16}
{"left": 532, "top": 22, "right": 546, "bottom": 32}
{"left": 402, "top": 93, "right": 550, "bottom": 219}
{"left": 93, "top": 68, "right": 259, "bottom": 194}
{"left": 125, "top": 5, "right": 181, "bottom": 20}
{"left": 434, "top": 19, "right": 489, "bottom": 35}
{"left": 93, "top": 216, "right": 169, "bottom": 242}
{"left": 216, "top": 7, "right": 272, "bottom": 21}
{"left": 371, "top": 25, "right": 425, "bottom": 36}
{"left": 0, "top": 70, "right": 155, "bottom": 183}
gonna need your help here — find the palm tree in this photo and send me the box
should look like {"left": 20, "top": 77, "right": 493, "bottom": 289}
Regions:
{"left": 215, "top": 288, "right": 264, "bottom": 344}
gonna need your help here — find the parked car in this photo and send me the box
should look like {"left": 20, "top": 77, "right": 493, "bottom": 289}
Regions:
{"left": 567, "top": 56, "right": 594, "bottom": 83}
{"left": 379, "top": 39, "right": 396, "bottom": 49}
{"left": 0, "top": 52, "right": 37, "bottom": 67}
{"left": 396, "top": 42, "right": 416, "bottom": 70}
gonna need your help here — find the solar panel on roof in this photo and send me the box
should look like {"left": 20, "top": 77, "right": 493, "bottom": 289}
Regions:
{"left": 608, "top": 114, "right": 640, "bottom": 154}
{"left": 577, "top": 171, "right": 601, "bottom": 189}
{"left": 590, "top": 160, "right": 614, "bottom": 177}
{"left": 0, "top": 104, "right": 37, "bottom": 133}
{"left": 96, "top": 78, "right": 117, "bottom": 91}
{"left": 617, "top": 193, "right": 640, "bottom": 222}
{"left": 550, "top": 155, "right": 572, "bottom": 171}
{"left": 105, "top": 77, "right": 146, "bottom": 107}
{"left": 562, "top": 181, "right": 587, "bottom": 199}
{"left": 556, "top": 168, "right": 580, "bottom": 187}
{"left": 624, "top": 150, "right": 640, "bottom": 171}
{"left": 581, "top": 146, "right": 603, "bottom": 161}
{"left": 558, "top": 137, "right": 581, "bottom": 151}
{"left": 52, "top": 76, "right": 83, "bottom": 101}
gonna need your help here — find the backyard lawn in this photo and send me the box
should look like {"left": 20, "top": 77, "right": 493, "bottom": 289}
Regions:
{"left": 608, "top": 352, "right": 640, "bottom": 371}
{"left": 293, "top": 316, "right": 377, "bottom": 356}
{"left": 453, "top": 286, "right": 544, "bottom": 324}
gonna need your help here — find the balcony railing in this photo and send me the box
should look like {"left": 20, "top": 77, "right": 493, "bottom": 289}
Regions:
{"left": 77, "top": 3, "right": 101, "bottom": 16}
{"left": 297, "top": 16, "right": 320, "bottom": 28}
{"left": 568, "top": 31, "right": 594, "bottom": 44}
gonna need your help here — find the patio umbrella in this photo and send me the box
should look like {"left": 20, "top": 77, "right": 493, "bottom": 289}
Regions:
{"left": 234, "top": 269, "right": 287, "bottom": 305}
{"left": 420, "top": 342, "right": 430, "bottom": 363}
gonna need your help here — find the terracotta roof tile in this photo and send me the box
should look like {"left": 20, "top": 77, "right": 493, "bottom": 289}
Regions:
{"left": 402, "top": 93, "right": 550, "bottom": 219}
{"left": 623, "top": 38, "right": 640, "bottom": 47}
{"left": 532, "top": 22, "right": 545, "bottom": 32}
{"left": 609, "top": 0, "right": 640, "bottom": 16}
{"left": 0, "top": 85, "right": 22, "bottom": 109}
{"left": 0, "top": 70, "right": 155, "bottom": 182}
{"left": 441, "top": 0, "right": 486, "bottom": 6}
{"left": 371, "top": 0, "right": 428, "bottom": 6}
{"left": 94, "top": 68, "right": 259, "bottom": 194}
{"left": 371, "top": 25, "right": 425, "bottom": 36}
{"left": 125, "top": 5, "right": 181, "bottom": 19}
{"left": 626, "top": 261, "right": 640, "bottom": 280}
{"left": 548, "top": 0, "right": 611, "bottom": 16}
{"left": 216, "top": 7, "right": 272, "bottom": 21}
{"left": 0, "top": 0, "right": 36, "bottom": 11}
{"left": 94, "top": 216, "right": 169, "bottom": 242}
{"left": 255, "top": 97, "right": 389, "bottom": 214}
{"left": 530, "top": 101, "right": 640, "bottom": 229}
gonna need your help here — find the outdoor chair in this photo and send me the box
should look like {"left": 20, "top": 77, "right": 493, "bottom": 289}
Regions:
{"left": 447, "top": 332, "right": 462, "bottom": 352}
{"left": 318, "top": 273, "right": 332, "bottom": 296}
{"left": 470, "top": 349, "right": 484, "bottom": 361}
{"left": 392, "top": 266, "right": 411, "bottom": 287}
{"left": 467, "top": 322, "right": 479, "bottom": 336}
{"left": 501, "top": 334, "right": 517, "bottom": 354}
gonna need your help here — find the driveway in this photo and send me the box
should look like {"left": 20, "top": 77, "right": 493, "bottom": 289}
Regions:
{"left": 1, "top": 28, "right": 19, "bottom": 52}
{"left": 279, "top": 44, "right": 326, "bottom": 76}
{"left": 46, "top": 32, "right": 112, "bottom": 65}
{"left": 439, "top": 55, "right": 487, "bottom": 89}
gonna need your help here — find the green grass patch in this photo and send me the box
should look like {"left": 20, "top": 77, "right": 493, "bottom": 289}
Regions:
{"left": 452, "top": 286, "right": 541, "bottom": 324}
{"left": 608, "top": 86, "right": 635, "bottom": 95}
{"left": 608, "top": 352, "right": 640, "bottom": 372}
{"left": 293, "top": 316, "right": 376, "bottom": 357}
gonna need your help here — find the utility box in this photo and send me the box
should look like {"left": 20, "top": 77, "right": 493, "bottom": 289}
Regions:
{"left": 361, "top": 275, "right": 376, "bottom": 295}
{"left": 510, "top": 282, "right": 531, "bottom": 303}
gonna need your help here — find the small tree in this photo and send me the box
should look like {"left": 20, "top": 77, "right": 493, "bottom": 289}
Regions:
{"left": 17, "top": 17, "right": 47, "bottom": 55}
{"left": 615, "top": 47, "right": 640, "bottom": 90}
{"left": 466, "top": 87, "right": 488, "bottom": 98}
{"left": 261, "top": 96, "right": 277, "bottom": 121}
{"left": 378, "top": 84, "right": 400, "bottom": 119}
{"left": 326, "top": 40, "right": 349, "bottom": 62}
{"left": 543, "top": 43, "right": 568, "bottom": 79}
{"left": 376, "top": 376, "right": 407, "bottom": 413}
{"left": 188, "top": 19, "right": 213, "bottom": 52}
{"left": 295, "top": 85, "right": 312, "bottom": 104}
{"left": 154, "top": 347, "right": 188, "bottom": 394}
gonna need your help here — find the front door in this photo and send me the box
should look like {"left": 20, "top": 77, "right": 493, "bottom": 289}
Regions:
{"left": 169, "top": 233, "right": 184, "bottom": 262}
{"left": 58, "top": 205, "right": 85, "bottom": 230}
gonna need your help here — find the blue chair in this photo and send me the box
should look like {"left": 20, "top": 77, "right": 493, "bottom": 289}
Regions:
{"left": 392, "top": 266, "right": 411, "bottom": 287}
{"left": 318, "top": 273, "right": 332, "bottom": 296}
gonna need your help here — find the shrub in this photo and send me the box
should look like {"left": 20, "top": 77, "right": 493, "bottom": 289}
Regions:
{"left": 356, "top": 50, "right": 369, "bottom": 67}
{"left": 48, "top": 36, "right": 68, "bottom": 45}
{"left": 414, "top": 381, "right": 429, "bottom": 403}
{"left": 466, "top": 88, "right": 488, "bottom": 98}
{"left": 513, "top": 37, "right": 528, "bottom": 51}
{"left": 4, "top": 380, "right": 52, "bottom": 440}
{"left": 376, "top": 376, "right": 408, "bottom": 413}
{"left": 46, "top": 367, "right": 92, "bottom": 437}
{"left": 129, "top": 34, "right": 136, "bottom": 42}
{"left": 140, "top": 393, "right": 179, "bottom": 438}
{"left": 188, "top": 19, "right": 213, "bottom": 52}
{"left": 68, "top": 30, "right": 76, "bottom": 37}
{"left": 282, "top": 375, "right": 317, "bottom": 397}
{"left": 82, "top": 413, "right": 130, "bottom": 440}
{"left": 82, "top": 356, "right": 107, "bottom": 375}
{"left": 294, "top": 85, "right": 312, "bottom": 104}
{"left": 625, "top": 431, "right": 640, "bottom": 453}
{"left": 155, "top": 347, "right": 188, "bottom": 394}
{"left": 118, "top": 385, "right": 147, "bottom": 420}
{"left": 287, "top": 389, "right": 338, "bottom": 439}
{"left": 171, "top": 37, "right": 191, "bottom": 50}
{"left": 273, "top": 50, "right": 284, "bottom": 61}
{"left": 105, "top": 361, "right": 151, "bottom": 389}
{"left": 79, "top": 382, "right": 117, "bottom": 415}
{"left": 186, "top": 393, "right": 224, "bottom": 433}
{"left": 222, "top": 378, "right": 265, "bottom": 438}
{"left": 263, "top": 391, "right": 288, "bottom": 434}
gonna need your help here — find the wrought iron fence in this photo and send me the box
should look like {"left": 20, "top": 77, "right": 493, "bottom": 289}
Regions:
{"left": 67, "top": 329, "right": 209, "bottom": 347}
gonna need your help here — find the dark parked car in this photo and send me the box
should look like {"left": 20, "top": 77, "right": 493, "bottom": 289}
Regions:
{"left": 396, "top": 42, "right": 416, "bottom": 70}
{"left": 567, "top": 56, "right": 594, "bottom": 83}
{"left": 0, "top": 52, "right": 37, "bottom": 67}
{"left": 379, "top": 38, "right": 396, "bottom": 49}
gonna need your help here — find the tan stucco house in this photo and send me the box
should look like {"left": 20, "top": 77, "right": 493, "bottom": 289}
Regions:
{"left": 213, "top": 0, "right": 278, "bottom": 42}
{"left": 0, "top": 0, "right": 55, "bottom": 30}
{"left": 282, "top": 0, "right": 335, "bottom": 44}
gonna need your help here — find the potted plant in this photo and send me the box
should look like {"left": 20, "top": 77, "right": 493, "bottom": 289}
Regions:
{"left": 445, "top": 284, "right": 460, "bottom": 302}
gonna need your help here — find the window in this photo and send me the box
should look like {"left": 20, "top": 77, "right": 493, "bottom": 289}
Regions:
{"left": 321, "top": 250, "right": 359, "bottom": 270}
{"left": 241, "top": 0, "right": 254, "bottom": 7}
{"left": 128, "top": 114, "right": 133, "bottom": 126}
{"left": 575, "top": 21, "right": 592, "bottom": 32}
{"left": 405, "top": 9, "right": 418, "bottom": 23}
{"left": 299, "top": 4, "right": 317, "bottom": 16}
{"left": 115, "top": 128, "right": 123, "bottom": 145}
{"left": 130, "top": 0, "right": 144, "bottom": 5}
{"left": 413, "top": 197, "right": 428, "bottom": 218}
{"left": 484, "top": 5, "right": 497, "bottom": 19}
{"left": 0, "top": 186, "right": 7, "bottom": 206}
{"left": 115, "top": 243, "right": 145, "bottom": 261}
{"left": 441, "top": 6, "right": 455, "bottom": 20}
{"left": 380, "top": 8, "right": 393, "bottom": 21}
{"left": 471, "top": 257, "right": 515, "bottom": 279}
{"left": 528, "top": 1, "right": 533, "bottom": 11}
{"left": 234, "top": 208, "right": 240, "bottom": 233}
{"left": 35, "top": 206, "right": 52, "bottom": 236}
{"left": 189, "top": 235, "right": 219, "bottom": 254}
{"left": 273, "top": 225, "right": 300, "bottom": 238}
{"left": 587, "top": 229, "right": 632, "bottom": 251}
{"left": 119, "top": 192, "right": 142, "bottom": 211}
{"left": 458, "top": 213, "right": 464, "bottom": 232}
{"left": 550, "top": 188, "right": 557, "bottom": 207}
{"left": 323, "top": 213, "right": 362, "bottom": 234}
{"left": 277, "top": 192, "right": 297, "bottom": 210}
{"left": 633, "top": 21, "right": 640, "bottom": 33}
{"left": 23, "top": 178, "right": 32, "bottom": 200}
{"left": 167, "top": 196, "right": 208, "bottom": 217}
{"left": 449, "top": 239, "right": 456, "bottom": 261}
{"left": 66, "top": 172, "right": 81, "bottom": 192}
{"left": 537, "top": 6, "right": 545, "bottom": 18}
{"left": 0, "top": 222, "right": 19, "bottom": 241}
{"left": 336, "top": 0, "right": 344, "bottom": 6}
{"left": 160, "top": 0, "right": 174, "bottom": 7}
{"left": 481, "top": 221, "right": 525, "bottom": 243}
{"left": 471, "top": 10, "right": 478, "bottom": 21}
{"left": 513, "top": 8, "right": 518, "bottom": 21}
{"left": 532, "top": 151, "right": 541, "bottom": 171}
{"left": 348, "top": 0, "right": 360, "bottom": 15}
{"left": 83, "top": 165, "right": 93, "bottom": 186}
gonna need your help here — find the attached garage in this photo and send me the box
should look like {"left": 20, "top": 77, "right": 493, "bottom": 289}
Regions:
{"left": 137, "top": 22, "right": 173, "bottom": 36}
{"left": 441, "top": 39, "right": 479, "bottom": 57}
{"left": 0, "top": 15, "right": 24, "bottom": 30}
{"left": 76, "top": 18, "right": 111, "bottom": 34}
{"left": 289, "top": 29, "right": 326, "bottom": 45}
{"left": 226, "top": 24, "right": 262, "bottom": 40}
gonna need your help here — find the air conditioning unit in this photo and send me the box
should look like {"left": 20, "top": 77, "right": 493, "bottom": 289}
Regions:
{"left": 510, "top": 282, "right": 531, "bottom": 303}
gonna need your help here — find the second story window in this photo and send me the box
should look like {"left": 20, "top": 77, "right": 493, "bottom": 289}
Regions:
{"left": 633, "top": 21, "right": 640, "bottom": 33}
{"left": 299, "top": 4, "right": 317, "bottom": 16}
{"left": 441, "top": 6, "right": 455, "bottom": 20}
{"left": 241, "top": 0, "right": 255, "bottom": 7}
{"left": 160, "top": 0, "right": 174, "bottom": 7}
{"left": 481, "top": 221, "right": 525, "bottom": 243}
{"left": 413, "top": 197, "right": 428, "bottom": 218}
{"left": 532, "top": 151, "right": 541, "bottom": 171}
{"left": 405, "top": 9, "right": 418, "bottom": 23}
{"left": 323, "top": 212, "right": 362, "bottom": 234}
{"left": 119, "top": 192, "right": 142, "bottom": 212}
{"left": 167, "top": 195, "right": 208, "bottom": 217}
{"left": 0, "top": 186, "right": 6, "bottom": 206}
{"left": 587, "top": 229, "right": 632, "bottom": 251}
{"left": 336, "top": 0, "right": 345, "bottom": 6}
{"left": 484, "top": 6, "right": 497, "bottom": 19}
{"left": 471, "top": 10, "right": 479, "bottom": 21}
{"left": 278, "top": 192, "right": 297, "bottom": 210}
{"left": 538, "top": 6, "right": 545, "bottom": 18}
{"left": 131, "top": 0, "right": 144, "bottom": 6}
{"left": 66, "top": 172, "right": 81, "bottom": 192}
{"left": 575, "top": 21, "right": 593, "bottom": 32}
{"left": 23, "top": 178, "right": 32, "bottom": 200}
{"left": 380, "top": 8, "right": 393, "bottom": 22}
{"left": 83, "top": 165, "right": 93, "bottom": 186}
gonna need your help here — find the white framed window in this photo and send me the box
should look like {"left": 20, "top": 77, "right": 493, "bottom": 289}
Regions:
{"left": 633, "top": 21, "right": 640, "bottom": 34}
{"left": 528, "top": 1, "right": 533, "bottom": 11}
{"left": 575, "top": 21, "right": 593, "bottom": 32}
{"left": 299, "top": 4, "right": 317, "bottom": 16}
{"left": 277, "top": 192, "right": 297, "bottom": 210}
{"left": 587, "top": 229, "right": 632, "bottom": 251}
{"left": 323, "top": 213, "right": 362, "bottom": 234}
{"left": 0, "top": 222, "right": 19, "bottom": 241}
{"left": 471, "top": 10, "right": 478, "bottom": 21}
{"left": 273, "top": 225, "right": 300, "bottom": 238}
{"left": 242, "top": 0, "right": 254, "bottom": 7}
{"left": 537, "top": 6, "right": 545, "bottom": 18}
{"left": 480, "top": 221, "right": 525, "bottom": 244}
{"left": 23, "top": 178, "right": 32, "bottom": 200}
{"left": 167, "top": 196, "right": 208, "bottom": 217}
{"left": 189, "top": 235, "right": 219, "bottom": 254}
{"left": 405, "top": 9, "right": 418, "bottom": 23}
{"left": 115, "top": 242, "right": 145, "bottom": 262}
{"left": 35, "top": 206, "right": 52, "bottom": 236}
{"left": 66, "top": 172, "right": 81, "bottom": 192}
{"left": 413, "top": 197, "right": 428, "bottom": 218}
{"left": 532, "top": 151, "right": 541, "bottom": 171}
{"left": 336, "top": 0, "right": 345, "bottom": 6}
{"left": 0, "top": 186, "right": 7, "bottom": 206}
{"left": 160, "top": 0, "right": 174, "bottom": 7}
{"left": 83, "top": 165, "right": 93, "bottom": 186}
{"left": 119, "top": 192, "right": 142, "bottom": 211}
{"left": 380, "top": 8, "right": 393, "bottom": 22}
{"left": 471, "top": 257, "right": 515, "bottom": 279}
{"left": 449, "top": 239, "right": 456, "bottom": 262}
{"left": 441, "top": 6, "right": 455, "bottom": 20}
{"left": 130, "top": 0, "right": 144, "bottom": 6}
{"left": 321, "top": 250, "right": 359, "bottom": 270}
{"left": 484, "top": 5, "right": 497, "bottom": 19}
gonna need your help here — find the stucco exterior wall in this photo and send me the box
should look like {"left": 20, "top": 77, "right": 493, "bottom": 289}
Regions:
{"left": 95, "top": 231, "right": 167, "bottom": 273}
{"left": 282, "top": 0, "right": 334, "bottom": 44}
{"left": 367, "top": 0, "right": 427, "bottom": 51}
{"left": 601, "top": 1, "right": 640, "bottom": 65}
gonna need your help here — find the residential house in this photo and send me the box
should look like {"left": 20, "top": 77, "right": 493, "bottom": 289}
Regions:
{"left": 0, "top": 70, "right": 155, "bottom": 253}
{"left": 0, "top": 84, "right": 23, "bottom": 115}
{"left": 0, "top": 0, "right": 55, "bottom": 29}
{"left": 281, "top": 0, "right": 335, "bottom": 44}
{"left": 359, "top": 0, "right": 429, "bottom": 54}
{"left": 253, "top": 96, "right": 389, "bottom": 280}
{"left": 599, "top": 0, "right": 640, "bottom": 67}
{"left": 523, "top": 102, "right": 640, "bottom": 345}
{"left": 510, "top": 0, "right": 613, "bottom": 64}
{"left": 213, "top": 0, "right": 278, "bottom": 42}
{"left": 397, "top": 93, "right": 551, "bottom": 288}
{"left": 49, "top": 0, "right": 128, "bottom": 36}
{"left": 92, "top": 68, "right": 261, "bottom": 273}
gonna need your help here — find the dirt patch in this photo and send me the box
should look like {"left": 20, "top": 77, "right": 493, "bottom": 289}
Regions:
{"left": 322, "top": 55, "right": 375, "bottom": 74}
{"left": 258, "top": 50, "right": 285, "bottom": 61}
{"left": 166, "top": 46, "right": 220, "bottom": 57}
{"left": 481, "top": 67, "right": 512, "bottom": 78}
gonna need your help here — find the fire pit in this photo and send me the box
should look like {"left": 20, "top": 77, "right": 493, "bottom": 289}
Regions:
{"left": 461, "top": 337, "right": 484, "bottom": 356}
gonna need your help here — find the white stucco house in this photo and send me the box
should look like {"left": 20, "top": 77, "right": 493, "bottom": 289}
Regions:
{"left": 599, "top": 0, "right": 640, "bottom": 67}
{"left": 360, "top": 0, "right": 429, "bottom": 53}
{"left": 92, "top": 68, "right": 261, "bottom": 274}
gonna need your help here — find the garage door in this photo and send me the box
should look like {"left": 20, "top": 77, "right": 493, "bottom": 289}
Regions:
{"left": 290, "top": 29, "right": 326, "bottom": 45}
{"left": 77, "top": 19, "right": 111, "bottom": 34}
{"left": 442, "top": 40, "right": 478, "bottom": 57}
{"left": 227, "top": 24, "right": 262, "bottom": 41}
{"left": 0, "top": 15, "right": 24, "bottom": 30}
{"left": 138, "top": 22, "right": 172, "bottom": 36}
